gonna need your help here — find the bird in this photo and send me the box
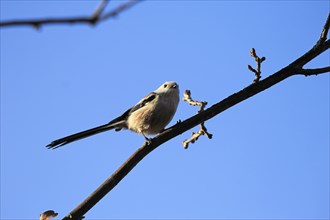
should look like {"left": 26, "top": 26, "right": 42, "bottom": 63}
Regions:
{"left": 39, "top": 210, "right": 58, "bottom": 220}
{"left": 46, "top": 81, "right": 180, "bottom": 149}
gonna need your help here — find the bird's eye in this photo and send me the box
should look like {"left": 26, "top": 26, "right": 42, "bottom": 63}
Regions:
{"left": 163, "top": 84, "right": 168, "bottom": 88}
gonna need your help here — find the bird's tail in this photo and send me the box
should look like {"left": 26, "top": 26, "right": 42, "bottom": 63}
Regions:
{"left": 46, "top": 121, "right": 122, "bottom": 149}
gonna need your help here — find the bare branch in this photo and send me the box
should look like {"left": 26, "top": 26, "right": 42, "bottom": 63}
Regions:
{"left": 1, "top": 17, "right": 92, "bottom": 29}
{"left": 295, "top": 66, "right": 330, "bottom": 76}
{"left": 0, "top": 0, "right": 142, "bottom": 29}
{"left": 100, "top": 0, "right": 142, "bottom": 20}
{"left": 90, "top": 0, "right": 109, "bottom": 22}
{"left": 317, "top": 12, "right": 330, "bottom": 45}
{"left": 45, "top": 13, "right": 329, "bottom": 220}
{"left": 290, "top": 39, "right": 330, "bottom": 69}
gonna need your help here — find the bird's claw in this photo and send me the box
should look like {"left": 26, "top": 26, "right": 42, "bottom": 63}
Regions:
{"left": 143, "top": 134, "right": 152, "bottom": 145}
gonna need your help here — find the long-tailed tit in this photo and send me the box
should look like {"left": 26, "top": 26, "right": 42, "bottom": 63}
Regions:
{"left": 46, "top": 81, "right": 179, "bottom": 149}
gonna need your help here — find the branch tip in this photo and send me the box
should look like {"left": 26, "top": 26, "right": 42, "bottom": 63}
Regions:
{"left": 91, "top": 0, "right": 109, "bottom": 19}
{"left": 248, "top": 48, "right": 266, "bottom": 83}
{"left": 183, "top": 122, "right": 213, "bottom": 149}
{"left": 317, "top": 13, "right": 330, "bottom": 45}
{"left": 183, "top": 90, "right": 207, "bottom": 111}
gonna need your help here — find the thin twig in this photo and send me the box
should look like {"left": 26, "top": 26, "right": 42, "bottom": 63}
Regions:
{"left": 291, "top": 13, "right": 330, "bottom": 68}
{"left": 182, "top": 90, "right": 207, "bottom": 112}
{"left": 0, "top": 0, "right": 142, "bottom": 28}
{"left": 182, "top": 90, "right": 212, "bottom": 149}
{"left": 182, "top": 123, "right": 213, "bottom": 149}
{"left": 247, "top": 48, "right": 266, "bottom": 83}
{"left": 295, "top": 66, "right": 330, "bottom": 76}
{"left": 90, "top": 0, "right": 109, "bottom": 22}
{"left": 318, "top": 12, "right": 330, "bottom": 45}
{"left": 100, "top": 0, "right": 141, "bottom": 20}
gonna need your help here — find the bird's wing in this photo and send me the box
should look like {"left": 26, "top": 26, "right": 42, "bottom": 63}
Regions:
{"left": 107, "top": 92, "right": 157, "bottom": 125}
{"left": 129, "top": 92, "right": 157, "bottom": 113}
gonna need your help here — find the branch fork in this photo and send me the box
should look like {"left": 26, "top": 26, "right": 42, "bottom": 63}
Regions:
{"left": 0, "top": 0, "right": 142, "bottom": 29}
{"left": 182, "top": 90, "right": 212, "bottom": 149}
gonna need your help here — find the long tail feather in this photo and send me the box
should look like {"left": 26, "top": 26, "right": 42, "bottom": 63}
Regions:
{"left": 46, "top": 123, "right": 116, "bottom": 149}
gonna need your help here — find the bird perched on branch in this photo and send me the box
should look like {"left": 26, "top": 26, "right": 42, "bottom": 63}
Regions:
{"left": 46, "top": 81, "right": 180, "bottom": 149}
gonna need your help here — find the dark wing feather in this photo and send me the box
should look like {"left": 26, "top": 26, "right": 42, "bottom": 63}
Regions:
{"left": 107, "top": 92, "right": 157, "bottom": 130}
{"left": 128, "top": 92, "right": 157, "bottom": 114}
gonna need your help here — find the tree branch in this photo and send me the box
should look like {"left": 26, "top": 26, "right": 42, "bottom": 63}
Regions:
{"left": 318, "top": 12, "right": 330, "bottom": 45}
{"left": 290, "top": 12, "right": 330, "bottom": 68}
{"left": 90, "top": 0, "right": 109, "bottom": 20}
{"left": 100, "top": 0, "right": 141, "bottom": 20}
{"left": 61, "top": 13, "right": 330, "bottom": 220}
{"left": 290, "top": 39, "right": 330, "bottom": 69}
{"left": 0, "top": 0, "right": 142, "bottom": 29}
{"left": 294, "top": 66, "right": 330, "bottom": 76}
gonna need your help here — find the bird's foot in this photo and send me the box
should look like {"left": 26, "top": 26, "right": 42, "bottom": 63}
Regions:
{"left": 143, "top": 135, "right": 152, "bottom": 145}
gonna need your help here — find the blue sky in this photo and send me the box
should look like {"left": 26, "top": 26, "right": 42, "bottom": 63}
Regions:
{"left": 1, "top": 1, "right": 329, "bottom": 219}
